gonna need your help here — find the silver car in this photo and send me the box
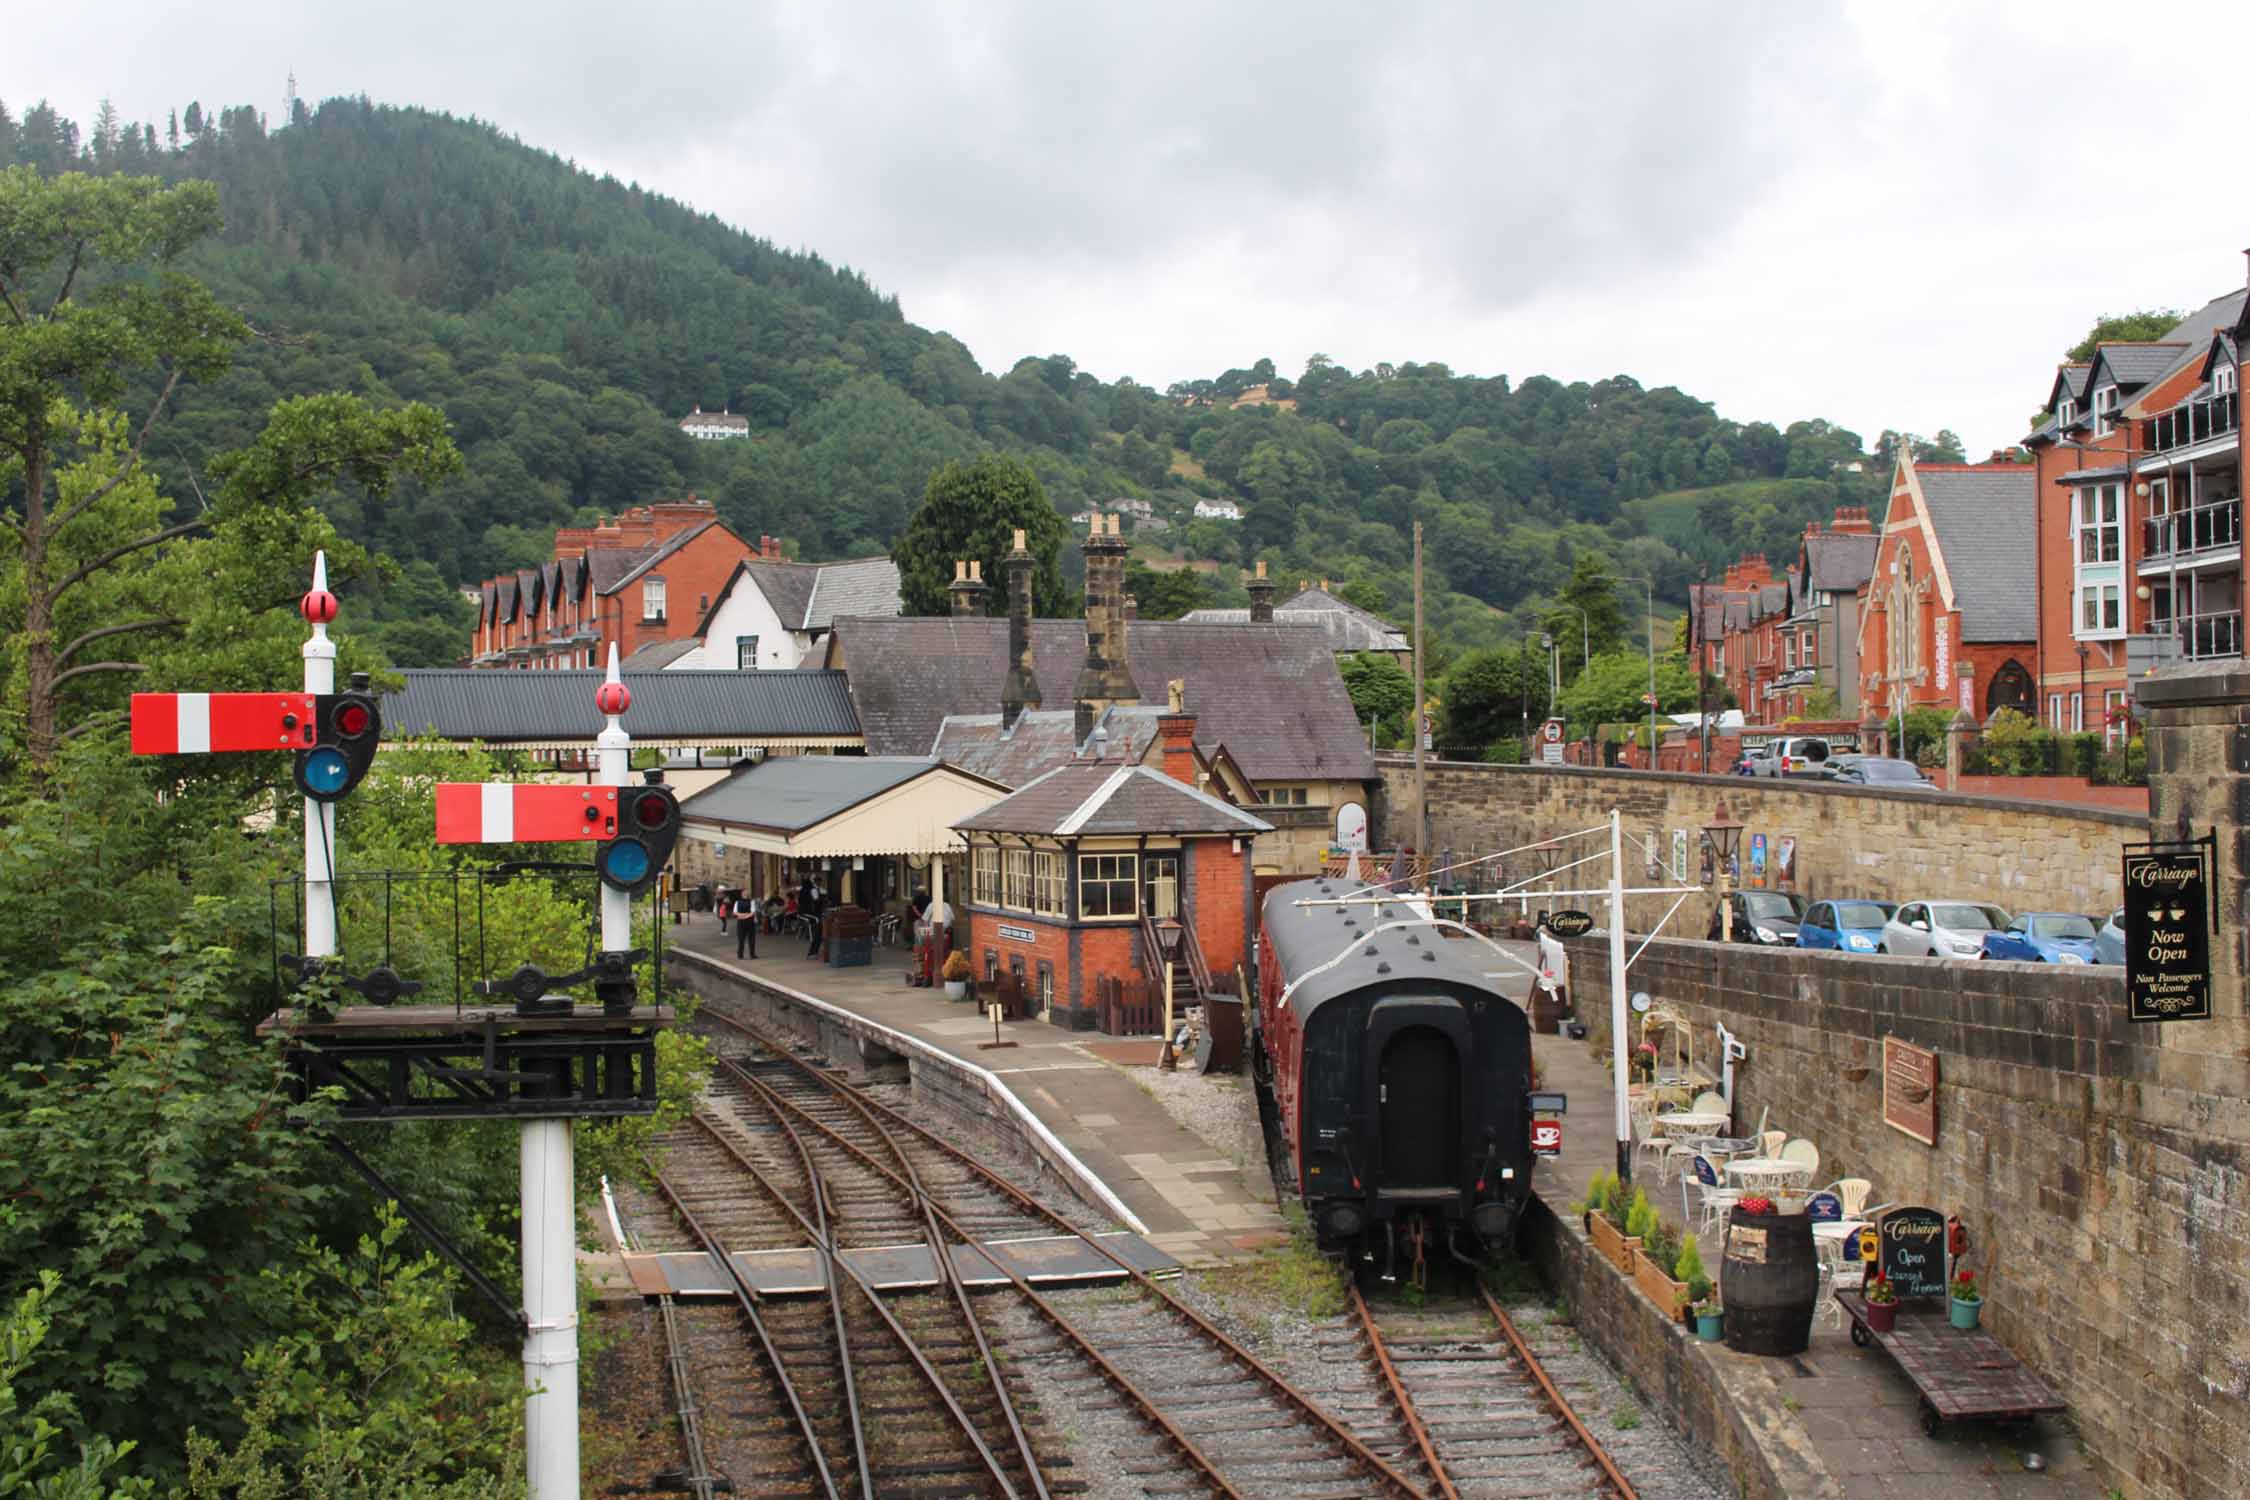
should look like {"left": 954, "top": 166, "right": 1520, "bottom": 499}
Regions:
{"left": 1881, "top": 900, "right": 2010, "bottom": 959}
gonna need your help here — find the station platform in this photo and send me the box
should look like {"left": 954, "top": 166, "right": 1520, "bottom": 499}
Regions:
{"left": 662, "top": 918, "right": 1297, "bottom": 1267}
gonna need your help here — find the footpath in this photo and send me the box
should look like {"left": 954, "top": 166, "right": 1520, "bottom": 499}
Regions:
{"left": 663, "top": 916, "right": 1289, "bottom": 1268}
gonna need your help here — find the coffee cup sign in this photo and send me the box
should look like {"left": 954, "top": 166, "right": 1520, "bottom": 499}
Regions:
{"left": 2123, "top": 848, "right": 2212, "bottom": 1023}
{"left": 1876, "top": 1206, "right": 1947, "bottom": 1300}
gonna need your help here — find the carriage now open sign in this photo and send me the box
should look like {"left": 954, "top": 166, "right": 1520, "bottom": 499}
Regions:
{"left": 2123, "top": 843, "right": 2214, "bottom": 1023}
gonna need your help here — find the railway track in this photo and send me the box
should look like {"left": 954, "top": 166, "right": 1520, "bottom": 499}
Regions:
{"left": 683, "top": 1002, "right": 1435, "bottom": 1499}
{"left": 1350, "top": 1282, "right": 1640, "bottom": 1500}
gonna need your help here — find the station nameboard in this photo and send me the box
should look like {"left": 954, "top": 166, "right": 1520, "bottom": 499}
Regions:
{"left": 2123, "top": 841, "right": 2214, "bottom": 1023}
{"left": 1883, "top": 1036, "right": 1938, "bottom": 1146}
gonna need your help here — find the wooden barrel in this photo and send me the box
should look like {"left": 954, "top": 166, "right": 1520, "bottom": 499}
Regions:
{"left": 1720, "top": 1207, "right": 1818, "bottom": 1356}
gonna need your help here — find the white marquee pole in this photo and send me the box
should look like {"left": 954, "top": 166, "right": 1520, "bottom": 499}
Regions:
{"left": 1610, "top": 809, "right": 1633, "bottom": 1184}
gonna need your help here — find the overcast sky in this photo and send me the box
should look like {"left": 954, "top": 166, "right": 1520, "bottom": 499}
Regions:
{"left": 11, "top": 2, "right": 2248, "bottom": 457}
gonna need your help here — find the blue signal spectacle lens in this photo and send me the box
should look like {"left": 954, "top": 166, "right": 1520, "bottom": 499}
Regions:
{"left": 300, "top": 747, "right": 351, "bottom": 797}
{"left": 600, "top": 838, "right": 652, "bottom": 887}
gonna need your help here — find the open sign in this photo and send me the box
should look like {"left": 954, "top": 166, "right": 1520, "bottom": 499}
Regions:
{"left": 1530, "top": 1120, "right": 1563, "bottom": 1155}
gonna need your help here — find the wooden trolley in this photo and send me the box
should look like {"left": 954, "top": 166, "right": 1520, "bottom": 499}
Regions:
{"left": 1836, "top": 1293, "right": 2066, "bottom": 1439}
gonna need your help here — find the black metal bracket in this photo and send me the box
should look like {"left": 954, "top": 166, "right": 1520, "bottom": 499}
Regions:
{"left": 324, "top": 1133, "right": 525, "bottom": 1334}
{"left": 473, "top": 948, "right": 647, "bottom": 1017}
{"left": 280, "top": 953, "right": 426, "bottom": 1005}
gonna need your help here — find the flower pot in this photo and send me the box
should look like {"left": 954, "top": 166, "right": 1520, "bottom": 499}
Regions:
{"left": 1695, "top": 1310, "right": 1724, "bottom": 1341}
{"left": 1865, "top": 1299, "right": 1897, "bottom": 1334}
{"left": 1632, "top": 1247, "right": 1693, "bottom": 1322}
{"left": 1587, "top": 1214, "right": 1639, "bottom": 1274}
{"left": 944, "top": 979, "right": 968, "bottom": 1001}
{"left": 1949, "top": 1296, "right": 1981, "bottom": 1330}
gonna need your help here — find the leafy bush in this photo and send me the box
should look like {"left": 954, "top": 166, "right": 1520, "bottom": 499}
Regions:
{"left": 1980, "top": 707, "right": 2045, "bottom": 776}
{"left": 1623, "top": 1187, "right": 1656, "bottom": 1242}
{"left": 1675, "top": 1233, "right": 1710, "bottom": 1301}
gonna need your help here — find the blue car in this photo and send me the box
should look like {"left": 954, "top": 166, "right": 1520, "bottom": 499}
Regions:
{"left": 1982, "top": 912, "right": 2100, "bottom": 965}
{"left": 1796, "top": 899, "right": 1897, "bottom": 954}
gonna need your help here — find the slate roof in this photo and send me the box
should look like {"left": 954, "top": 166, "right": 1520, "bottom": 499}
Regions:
{"left": 954, "top": 763, "right": 1273, "bottom": 838}
{"left": 930, "top": 705, "right": 1166, "bottom": 787}
{"left": 382, "top": 669, "right": 860, "bottom": 742}
{"left": 1913, "top": 466, "right": 2038, "bottom": 643}
{"left": 828, "top": 618, "right": 1379, "bottom": 783}
{"left": 1175, "top": 602, "right": 1409, "bottom": 652}
{"left": 1802, "top": 532, "right": 1879, "bottom": 594}
{"left": 604, "top": 520, "right": 722, "bottom": 594}
{"left": 586, "top": 546, "right": 657, "bottom": 594}
{"left": 622, "top": 638, "right": 704, "bottom": 670}
{"left": 704, "top": 557, "right": 902, "bottom": 636}
{"left": 2089, "top": 342, "right": 2186, "bottom": 389}
{"left": 680, "top": 756, "right": 969, "bottom": 832}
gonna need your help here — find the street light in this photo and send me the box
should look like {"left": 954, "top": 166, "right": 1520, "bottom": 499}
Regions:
{"left": 1550, "top": 603, "right": 1591, "bottom": 668}
{"left": 1540, "top": 632, "right": 1557, "bottom": 718}
{"left": 1702, "top": 799, "right": 1744, "bottom": 942}
{"left": 1609, "top": 575, "right": 1660, "bottom": 768}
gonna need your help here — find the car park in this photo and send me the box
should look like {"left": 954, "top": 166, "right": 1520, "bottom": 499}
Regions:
{"left": 1881, "top": 900, "right": 2010, "bottom": 958}
{"left": 1709, "top": 889, "right": 1807, "bottom": 945}
{"left": 1981, "top": 912, "right": 2100, "bottom": 964}
{"left": 1796, "top": 899, "right": 1898, "bottom": 953}
{"left": 1822, "top": 756, "right": 1938, "bottom": 789}
{"left": 2094, "top": 908, "right": 2125, "bottom": 966}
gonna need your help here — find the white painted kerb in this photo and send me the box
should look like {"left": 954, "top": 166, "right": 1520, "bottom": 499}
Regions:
{"left": 674, "top": 950, "right": 1150, "bottom": 1236}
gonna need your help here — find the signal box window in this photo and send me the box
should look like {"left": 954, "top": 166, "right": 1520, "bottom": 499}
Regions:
{"left": 1145, "top": 854, "right": 1179, "bottom": 920}
{"left": 1078, "top": 853, "right": 1138, "bottom": 918}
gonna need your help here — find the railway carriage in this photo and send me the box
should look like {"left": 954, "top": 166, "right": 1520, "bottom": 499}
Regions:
{"left": 1255, "top": 877, "right": 1556, "bottom": 1272}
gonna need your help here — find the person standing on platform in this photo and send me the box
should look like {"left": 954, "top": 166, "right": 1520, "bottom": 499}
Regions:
{"left": 715, "top": 885, "right": 732, "bottom": 935}
{"left": 801, "top": 876, "right": 825, "bottom": 959}
{"left": 733, "top": 890, "right": 758, "bottom": 959}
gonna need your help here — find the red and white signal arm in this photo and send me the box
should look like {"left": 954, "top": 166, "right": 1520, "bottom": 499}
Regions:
{"left": 131, "top": 692, "right": 319, "bottom": 754}
{"left": 435, "top": 783, "right": 621, "bottom": 844}
{"left": 1530, "top": 1120, "right": 1563, "bottom": 1156}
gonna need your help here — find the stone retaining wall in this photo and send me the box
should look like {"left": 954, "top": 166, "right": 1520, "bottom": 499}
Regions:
{"left": 1564, "top": 936, "right": 2247, "bottom": 1500}
{"left": 1375, "top": 756, "right": 2139, "bottom": 933}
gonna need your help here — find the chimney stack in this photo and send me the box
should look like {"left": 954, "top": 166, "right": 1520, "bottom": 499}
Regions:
{"left": 1157, "top": 678, "right": 1198, "bottom": 785}
{"left": 948, "top": 558, "right": 987, "bottom": 617}
{"left": 1074, "top": 512, "right": 1138, "bottom": 742}
{"left": 1247, "top": 559, "right": 1276, "bottom": 623}
{"left": 1001, "top": 530, "right": 1040, "bottom": 730}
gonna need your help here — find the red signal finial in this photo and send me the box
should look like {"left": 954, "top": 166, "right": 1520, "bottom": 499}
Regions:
{"left": 301, "top": 551, "right": 338, "bottom": 625}
{"left": 594, "top": 642, "right": 630, "bottom": 717}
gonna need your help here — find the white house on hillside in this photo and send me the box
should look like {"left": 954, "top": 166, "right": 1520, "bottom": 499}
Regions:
{"left": 679, "top": 406, "right": 749, "bottom": 441}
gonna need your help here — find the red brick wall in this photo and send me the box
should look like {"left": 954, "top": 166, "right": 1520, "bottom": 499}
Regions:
{"left": 964, "top": 910, "right": 1139, "bottom": 1018}
{"left": 602, "top": 524, "right": 754, "bottom": 661}
{"left": 1190, "top": 840, "right": 1249, "bottom": 978}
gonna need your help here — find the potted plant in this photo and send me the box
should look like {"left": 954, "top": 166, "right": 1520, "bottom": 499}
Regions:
{"left": 941, "top": 949, "right": 972, "bottom": 1001}
{"left": 1948, "top": 1266, "right": 1982, "bottom": 1330}
{"left": 1676, "top": 1234, "right": 1710, "bottom": 1327}
{"left": 1692, "top": 1296, "right": 1723, "bottom": 1341}
{"left": 1864, "top": 1269, "right": 1897, "bottom": 1333}
{"left": 1630, "top": 1212, "right": 1694, "bottom": 1321}
{"left": 1585, "top": 1172, "right": 1640, "bottom": 1273}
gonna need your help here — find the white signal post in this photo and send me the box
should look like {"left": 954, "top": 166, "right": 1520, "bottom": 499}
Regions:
{"left": 1608, "top": 809, "right": 1632, "bottom": 1183}
{"left": 301, "top": 553, "right": 339, "bottom": 961}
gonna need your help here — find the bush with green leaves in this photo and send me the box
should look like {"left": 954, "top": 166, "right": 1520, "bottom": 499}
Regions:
{"left": 2, "top": 1274, "right": 151, "bottom": 1499}
{"left": 1675, "top": 1233, "right": 1710, "bottom": 1302}
{"left": 1623, "top": 1187, "right": 1656, "bottom": 1242}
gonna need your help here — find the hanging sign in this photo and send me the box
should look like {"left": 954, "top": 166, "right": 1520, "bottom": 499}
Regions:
{"left": 2123, "top": 841, "right": 2214, "bottom": 1023}
{"left": 1883, "top": 1036, "right": 1938, "bottom": 1145}
{"left": 1876, "top": 1206, "right": 1947, "bottom": 1301}
{"left": 1747, "top": 832, "right": 1768, "bottom": 887}
{"left": 1540, "top": 910, "right": 1595, "bottom": 938}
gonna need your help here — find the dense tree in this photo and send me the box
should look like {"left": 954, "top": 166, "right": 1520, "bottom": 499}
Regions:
{"left": 2066, "top": 310, "right": 2184, "bottom": 362}
{"left": 1338, "top": 651, "right": 1414, "bottom": 740}
{"left": 1122, "top": 559, "right": 1211, "bottom": 620}
{"left": 1439, "top": 645, "right": 1545, "bottom": 752}
{"left": 892, "top": 454, "right": 1071, "bottom": 616}
{"left": 1555, "top": 648, "right": 1698, "bottom": 735}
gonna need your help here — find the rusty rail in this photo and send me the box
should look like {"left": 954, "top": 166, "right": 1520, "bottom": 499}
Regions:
{"left": 1481, "top": 1285, "right": 1640, "bottom": 1500}
{"left": 1350, "top": 1283, "right": 1463, "bottom": 1500}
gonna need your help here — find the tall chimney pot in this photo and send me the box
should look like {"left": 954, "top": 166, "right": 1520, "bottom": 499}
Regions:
{"left": 1247, "top": 558, "right": 1277, "bottom": 623}
{"left": 1001, "top": 531, "right": 1040, "bottom": 729}
{"left": 1074, "top": 508, "right": 1138, "bottom": 740}
{"left": 948, "top": 558, "right": 988, "bottom": 618}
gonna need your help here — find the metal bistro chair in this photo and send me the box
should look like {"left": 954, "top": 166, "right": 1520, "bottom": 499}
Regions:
{"left": 1685, "top": 1153, "right": 1741, "bottom": 1238}
{"left": 1632, "top": 1103, "right": 1672, "bottom": 1179}
{"left": 1780, "top": 1138, "right": 1821, "bottom": 1182}
{"left": 1808, "top": 1191, "right": 1864, "bottom": 1329}
{"left": 1690, "top": 1089, "right": 1729, "bottom": 1119}
{"left": 873, "top": 910, "right": 902, "bottom": 946}
{"left": 1760, "top": 1129, "right": 1787, "bottom": 1160}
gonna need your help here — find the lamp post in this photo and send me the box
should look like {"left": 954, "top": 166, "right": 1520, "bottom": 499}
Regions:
{"left": 1541, "top": 632, "right": 1558, "bottom": 718}
{"left": 1703, "top": 799, "right": 1744, "bottom": 943}
{"left": 1551, "top": 603, "right": 1591, "bottom": 669}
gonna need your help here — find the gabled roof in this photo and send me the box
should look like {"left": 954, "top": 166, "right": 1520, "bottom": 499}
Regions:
{"left": 1908, "top": 464, "right": 2039, "bottom": 643}
{"left": 680, "top": 756, "right": 988, "bottom": 832}
{"left": 955, "top": 762, "right": 1273, "bottom": 838}
{"left": 2045, "top": 363, "right": 2091, "bottom": 408}
{"left": 700, "top": 557, "right": 902, "bottom": 636}
{"left": 930, "top": 705, "right": 1166, "bottom": 788}
{"left": 602, "top": 519, "right": 723, "bottom": 594}
{"left": 495, "top": 575, "right": 519, "bottom": 622}
{"left": 827, "top": 618, "right": 1379, "bottom": 783}
{"left": 1801, "top": 532, "right": 1879, "bottom": 594}
{"left": 586, "top": 546, "right": 656, "bottom": 594}
{"left": 382, "top": 669, "right": 860, "bottom": 743}
{"left": 2086, "top": 342, "right": 2186, "bottom": 392}
{"left": 622, "top": 638, "right": 704, "bottom": 670}
{"left": 1177, "top": 592, "right": 1410, "bottom": 652}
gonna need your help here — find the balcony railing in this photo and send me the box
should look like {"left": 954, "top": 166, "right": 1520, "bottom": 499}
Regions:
{"left": 2149, "top": 609, "right": 2243, "bottom": 660}
{"left": 2143, "top": 496, "right": 2243, "bottom": 562}
{"left": 2141, "top": 390, "right": 2238, "bottom": 455}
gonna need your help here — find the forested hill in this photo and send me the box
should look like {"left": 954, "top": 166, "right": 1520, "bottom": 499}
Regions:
{"left": 3, "top": 95, "right": 1955, "bottom": 660}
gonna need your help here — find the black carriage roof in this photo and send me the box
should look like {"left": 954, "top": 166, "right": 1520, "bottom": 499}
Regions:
{"left": 1261, "top": 876, "right": 1516, "bottom": 1022}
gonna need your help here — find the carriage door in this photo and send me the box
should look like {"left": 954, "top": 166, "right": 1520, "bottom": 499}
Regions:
{"left": 1378, "top": 1026, "right": 1461, "bottom": 1188}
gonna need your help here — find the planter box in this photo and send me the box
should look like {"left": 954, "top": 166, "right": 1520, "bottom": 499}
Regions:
{"left": 1587, "top": 1213, "right": 1639, "bottom": 1274}
{"left": 1633, "top": 1247, "right": 1693, "bottom": 1322}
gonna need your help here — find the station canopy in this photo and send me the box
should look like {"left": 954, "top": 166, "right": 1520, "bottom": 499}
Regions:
{"left": 679, "top": 755, "right": 1009, "bottom": 859}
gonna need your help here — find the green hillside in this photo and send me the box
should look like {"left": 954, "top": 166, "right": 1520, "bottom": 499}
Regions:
{"left": 3, "top": 95, "right": 1909, "bottom": 661}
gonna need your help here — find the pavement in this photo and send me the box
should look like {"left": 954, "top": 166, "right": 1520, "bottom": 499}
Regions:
{"left": 1533, "top": 1022, "right": 2101, "bottom": 1496}
{"left": 663, "top": 915, "right": 1290, "bottom": 1267}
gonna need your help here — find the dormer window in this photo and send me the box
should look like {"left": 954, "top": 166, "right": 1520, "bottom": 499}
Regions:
{"left": 2093, "top": 385, "right": 2119, "bottom": 438}
{"left": 2057, "top": 397, "right": 2076, "bottom": 429}
{"left": 2217, "top": 364, "right": 2238, "bottom": 397}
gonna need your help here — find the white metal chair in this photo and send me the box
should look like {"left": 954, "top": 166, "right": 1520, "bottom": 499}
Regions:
{"left": 1691, "top": 1089, "right": 1728, "bottom": 1117}
{"left": 1632, "top": 1104, "right": 1671, "bottom": 1178}
{"left": 1684, "top": 1153, "right": 1741, "bottom": 1237}
{"left": 874, "top": 911, "right": 902, "bottom": 945}
{"left": 1761, "top": 1129, "right": 1787, "bottom": 1159}
{"left": 1780, "top": 1139, "right": 1821, "bottom": 1180}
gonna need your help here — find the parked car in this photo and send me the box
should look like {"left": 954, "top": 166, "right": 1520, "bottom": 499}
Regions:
{"left": 1796, "top": 899, "right": 1898, "bottom": 953}
{"left": 1982, "top": 912, "right": 2101, "bottom": 965}
{"left": 1822, "top": 756, "right": 1938, "bottom": 789}
{"left": 1731, "top": 749, "right": 1768, "bottom": 775}
{"left": 1709, "top": 890, "right": 1808, "bottom": 945}
{"left": 1748, "top": 736, "right": 1832, "bottom": 777}
{"left": 2094, "top": 908, "right": 2126, "bottom": 966}
{"left": 1881, "top": 900, "right": 2011, "bottom": 958}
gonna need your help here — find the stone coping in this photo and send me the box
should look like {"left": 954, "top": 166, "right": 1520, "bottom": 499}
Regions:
{"left": 2131, "top": 663, "right": 2250, "bottom": 708}
{"left": 1376, "top": 753, "right": 2149, "bottom": 829}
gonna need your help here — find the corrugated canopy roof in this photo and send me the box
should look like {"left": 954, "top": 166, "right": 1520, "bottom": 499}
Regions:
{"left": 680, "top": 756, "right": 950, "bottom": 832}
{"left": 383, "top": 669, "right": 860, "bottom": 744}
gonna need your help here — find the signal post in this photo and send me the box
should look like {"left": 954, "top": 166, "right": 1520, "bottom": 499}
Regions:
{"left": 132, "top": 566, "right": 672, "bottom": 1500}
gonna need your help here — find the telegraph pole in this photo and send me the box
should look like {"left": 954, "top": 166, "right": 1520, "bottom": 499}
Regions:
{"left": 1412, "top": 521, "right": 1428, "bottom": 869}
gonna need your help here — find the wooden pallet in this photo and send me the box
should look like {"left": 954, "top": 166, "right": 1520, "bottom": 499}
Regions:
{"left": 1837, "top": 1293, "right": 2066, "bottom": 1438}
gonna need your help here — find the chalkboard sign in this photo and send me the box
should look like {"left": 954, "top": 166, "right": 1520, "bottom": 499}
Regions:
{"left": 1541, "top": 909, "right": 1595, "bottom": 938}
{"left": 1876, "top": 1206, "right": 1947, "bottom": 1301}
{"left": 2123, "top": 847, "right": 2212, "bottom": 1023}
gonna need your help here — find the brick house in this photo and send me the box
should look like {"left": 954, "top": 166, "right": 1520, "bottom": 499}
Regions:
{"left": 468, "top": 500, "right": 757, "bottom": 670}
{"left": 1856, "top": 456, "right": 2039, "bottom": 727}
{"left": 953, "top": 700, "right": 1272, "bottom": 1030}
